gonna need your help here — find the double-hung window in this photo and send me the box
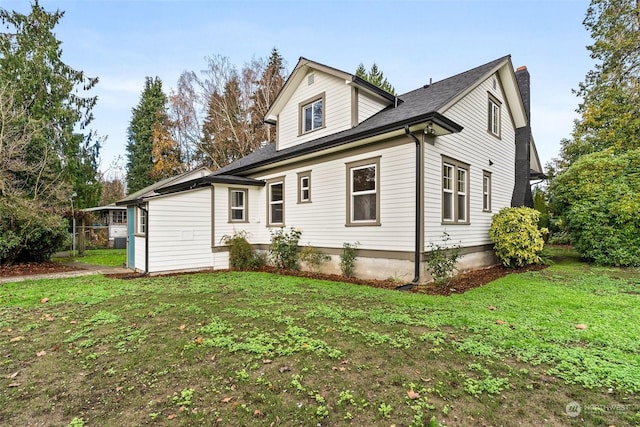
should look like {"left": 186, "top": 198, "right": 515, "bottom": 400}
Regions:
{"left": 267, "top": 179, "right": 284, "bottom": 226}
{"left": 297, "top": 171, "right": 311, "bottom": 203}
{"left": 229, "top": 188, "right": 248, "bottom": 222}
{"left": 346, "top": 157, "right": 380, "bottom": 226}
{"left": 488, "top": 94, "right": 501, "bottom": 138}
{"left": 482, "top": 171, "right": 492, "bottom": 212}
{"left": 442, "top": 157, "right": 469, "bottom": 224}
{"left": 299, "top": 93, "right": 325, "bottom": 134}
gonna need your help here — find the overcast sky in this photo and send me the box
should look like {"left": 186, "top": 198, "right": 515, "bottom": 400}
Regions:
{"left": 3, "top": 0, "right": 593, "bottom": 177}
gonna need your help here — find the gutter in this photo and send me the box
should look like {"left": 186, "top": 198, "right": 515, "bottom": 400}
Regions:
{"left": 396, "top": 125, "right": 422, "bottom": 291}
{"left": 221, "top": 112, "right": 462, "bottom": 176}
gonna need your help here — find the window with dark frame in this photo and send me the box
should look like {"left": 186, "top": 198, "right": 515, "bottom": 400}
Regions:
{"left": 442, "top": 158, "right": 469, "bottom": 224}
{"left": 299, "top": 93, "right": 325, "bottom": 135}
{"left": 297, "top": 172, "right": 311, "bottom": 203}
{"left": 346, "top": 157, "right": 380, "bottom": 226}
{"left": 303, "top": 98, "right": 323, "bottom": 133}
{"left": 482, "top": 171, "right": 492, "bottom": 212}
{"left": 488, "top": 95, "right": 501, "bottom": 137}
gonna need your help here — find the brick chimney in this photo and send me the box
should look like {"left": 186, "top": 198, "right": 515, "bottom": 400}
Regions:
{"left": 511, "top": 66, "right": 533, "bottom": 207}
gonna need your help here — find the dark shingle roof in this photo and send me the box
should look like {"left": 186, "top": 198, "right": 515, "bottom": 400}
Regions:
{"left": 214, "top": 55, "right": 510, "bottom": 176}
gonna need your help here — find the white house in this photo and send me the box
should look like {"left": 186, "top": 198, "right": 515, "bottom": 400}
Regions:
{"left": 82, "top": 204, "right": 128, "bottom": 248}
{"left": 118, "top": 55, "right": 543, "bottom": 284}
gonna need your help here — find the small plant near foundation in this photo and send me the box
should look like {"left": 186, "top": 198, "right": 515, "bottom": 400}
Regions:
{"left": 424, "top": 232, "right": 461, "bottom": 288}
{"left": 269, "top": 227, "right": 302, "bottom": 270}
{"left": 340, "top": 241, "right": 359, "bottom": 277}
{"left": 299, "top": 245, "right": 330, "bottom": 272}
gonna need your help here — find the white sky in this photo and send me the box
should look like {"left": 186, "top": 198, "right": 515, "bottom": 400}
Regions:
{"left": 3, "top": 0, "right": 593, "bottom": 176}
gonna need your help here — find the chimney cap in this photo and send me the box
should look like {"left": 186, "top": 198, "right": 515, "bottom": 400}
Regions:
{"left": 516, "top": 65, "right": 528, "bottom": 72}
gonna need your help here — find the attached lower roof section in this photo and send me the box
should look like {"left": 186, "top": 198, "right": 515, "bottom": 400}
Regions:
{"left": 155, "top": 174, "right": 265, "bottom": 196}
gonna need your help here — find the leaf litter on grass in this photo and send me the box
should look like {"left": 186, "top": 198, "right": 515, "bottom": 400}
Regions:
{"left": 0, "top": 250, "right": 639, "bottom": 426}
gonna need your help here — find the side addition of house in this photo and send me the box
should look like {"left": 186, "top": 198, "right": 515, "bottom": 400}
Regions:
{"left": 118, "top": 55, "right": 543, "bottom": 283}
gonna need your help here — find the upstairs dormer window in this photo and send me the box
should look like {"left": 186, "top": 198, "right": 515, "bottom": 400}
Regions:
{"left": 299, "top": 93, "right": 325, "bottom": 134}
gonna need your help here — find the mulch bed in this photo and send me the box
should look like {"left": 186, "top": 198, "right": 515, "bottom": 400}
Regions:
{"left": 0, "top": 262, "right": 80, "bottom": 278}
{"left": 253, "top": 264, "right": 548, "bottom": 295}
{"left": 1, "top": 260, "right": 548, "bottom": 296}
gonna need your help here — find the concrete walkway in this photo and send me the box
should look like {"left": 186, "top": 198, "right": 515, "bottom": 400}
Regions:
{"left": 0, "top": 262, "right": 132, "bottom": 284}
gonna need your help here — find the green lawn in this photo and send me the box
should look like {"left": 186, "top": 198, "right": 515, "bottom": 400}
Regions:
{"left": 1, "top": 248, "right": 638, "bottom": 426}
{"left": 54, "top": 248, "right": 126, "bottom": 267}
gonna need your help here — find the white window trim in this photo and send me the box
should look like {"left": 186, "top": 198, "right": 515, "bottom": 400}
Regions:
{"left": 443, "top": 164, "right": 454, "bottom": 222}
{"left": 267, "top": 178, "right": 285, "bottom": 227}
{"left": 297, "top": 171, "right": 311, "bottom": 204}
{"left": 229, "top": 188, "right": 248, "bottom": 223}
{"left": 136, "top": 205, "right": 147, "bottom": 236}
{"left": 457, "top": 168, "right": 467, "bottom": 223}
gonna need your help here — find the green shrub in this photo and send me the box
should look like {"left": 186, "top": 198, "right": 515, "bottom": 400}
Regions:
{"left": 0, "top": 197, "right": 69, "bottom": 265}
{"left": 221, "top": 231, "right": 255, "bottom": 270}
{"left": 299, "top": 246, "right": 330, "bottom": 272}
{"left": 269, "top": 227, "right": 302, "bottom": 270}
{"left": 339, "top": 242, "right": 359, "bottom": 277}
{"left": 549, "top": 149, "right": 640, "bottom": 266}
{"left": 489, "top": 207, "right": 547, "bottom": 268}
{"left": 424, "top": 232, "right": 461, "bottom": 288}
{"left": 221, "top": 231, "right": 266, "bottom": 270}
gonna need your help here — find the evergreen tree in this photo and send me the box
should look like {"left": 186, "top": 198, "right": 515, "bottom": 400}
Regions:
{"left": 355, "top": 62, "right": 396, "bottom": 94}
{"left": 126, "top": 77, "right": 169, "bottom": 193}
{"left": 0, "top": 1, "right": 100, "bottom": 207}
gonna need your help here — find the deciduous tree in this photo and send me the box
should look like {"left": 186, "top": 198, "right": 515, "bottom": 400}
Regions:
{"left": 197, "top": 51, "right": 286, "bottom": 169}
{"left": 168, "top": 71, "right": 201, "bottom": 170}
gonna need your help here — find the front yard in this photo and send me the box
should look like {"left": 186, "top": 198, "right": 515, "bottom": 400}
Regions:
{"left": 0, "top": 248, "right": 638, "bottom": 426}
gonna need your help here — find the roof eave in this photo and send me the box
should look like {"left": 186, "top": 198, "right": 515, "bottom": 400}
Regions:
{"left": 226, "top": 112, "right": 462, "bottom": 175}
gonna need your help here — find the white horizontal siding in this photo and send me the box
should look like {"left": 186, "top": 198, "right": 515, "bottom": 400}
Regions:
{"left": 424, "top": 73, "right": 516, "bottom": 249}
{"left": 134, "top": 236, "right": 146, "bottom": 271}
{"left": 277, "top": 70, "right": 352, "bottom": 151}
{"left": 212, "top": 185, "right": 265, "bottom": 248}
{"left": 224, "top": 139, "right": 417, "bottom": 253}
{"left": 147, "top": 188, "right": 213, "bottom": 273}
{"left": 358, "top": 90, "right": 388, "bottom": 124}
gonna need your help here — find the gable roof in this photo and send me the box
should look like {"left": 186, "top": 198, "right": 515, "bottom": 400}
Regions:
{"left": 116, "top": 166, "right": 211, "bottom": 205}
{"left": 264, "top": 57, "right": 398, "bottom": 124}
{"left": 216, "top": 55, "right": 523, "bottom": 176}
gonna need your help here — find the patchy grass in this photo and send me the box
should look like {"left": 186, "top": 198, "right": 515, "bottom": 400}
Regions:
{"left": 54, "top": 249, "right": 126, "bottom": 267}
{"left": 1, "top": 248, "right": 638, "bottom": 426}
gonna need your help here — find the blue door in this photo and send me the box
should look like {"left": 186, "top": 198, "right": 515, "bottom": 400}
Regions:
{"left": 127, "top": 206, "right": 135, "bottom": 268}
